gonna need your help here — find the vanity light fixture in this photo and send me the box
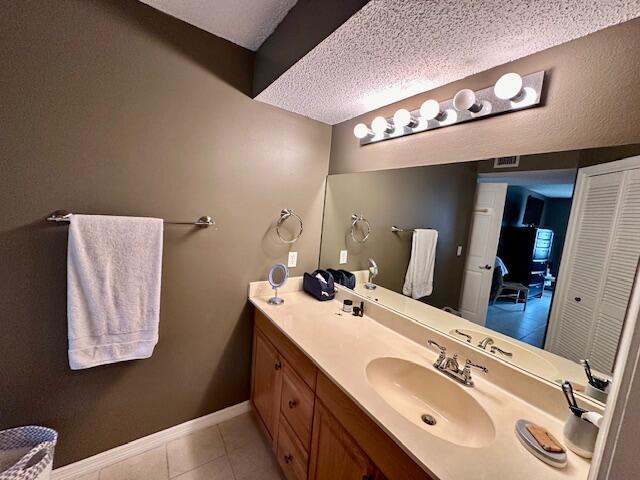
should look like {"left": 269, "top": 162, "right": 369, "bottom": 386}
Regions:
{"left": 353, "top": 123, "right": 373, "bottom": 139}
{"left": 355, "top": 70, "right": 545, "bottom": 145}
{"left": 420, "top": 99, "right": 447, "bottom": 122}
{"left": 371, "top": 115, "right": 394, "bottom": 135}
{"left": 453, "top": 89, "right": 484, "bottom": 113}
{"left": 494, "top": 72, "right": 524, "bottom": 101}
{"left": 393, "top": 108, "right": 418, "bottom": 128}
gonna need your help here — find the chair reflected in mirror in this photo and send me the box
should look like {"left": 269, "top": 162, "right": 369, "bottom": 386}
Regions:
{"left": 491, "top": 257, "right": 528, "bottom": 311}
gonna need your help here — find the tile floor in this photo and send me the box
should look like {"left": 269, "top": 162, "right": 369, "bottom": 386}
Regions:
{"left": 485, "top": 290, "right": 554, "bottom": 348}
{"left": 69, "top": 412, "right": 285, "bottom": 480}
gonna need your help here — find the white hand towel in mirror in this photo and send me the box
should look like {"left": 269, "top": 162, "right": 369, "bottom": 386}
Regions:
{"left": 67, "top": 214, "right": 163, "bottom": 369}
{"left": 403, "top": 229, "right": 438, "bottom": 299}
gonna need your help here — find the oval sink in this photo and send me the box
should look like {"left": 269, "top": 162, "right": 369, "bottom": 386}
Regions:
{"left": 366, "top": 357, "right": 495, "bottom": 448}
{"left": 450, "top": 328, "right": 559, "bottom": 379}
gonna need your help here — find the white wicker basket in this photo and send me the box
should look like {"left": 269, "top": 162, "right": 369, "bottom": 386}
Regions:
{"left": 0, "top": 427, "right": 57, "bottom": 480}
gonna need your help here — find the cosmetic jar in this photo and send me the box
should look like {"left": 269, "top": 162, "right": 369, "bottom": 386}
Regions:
{"left": 343, "top": 299, "right": 353, "bottom": 313}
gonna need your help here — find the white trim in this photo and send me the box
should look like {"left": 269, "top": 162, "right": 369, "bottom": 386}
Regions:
{"left": 51, "top": 400, "right": 251, "bottom": 480}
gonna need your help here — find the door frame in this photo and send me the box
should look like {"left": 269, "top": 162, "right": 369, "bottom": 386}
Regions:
{"left": 545, "top": 155, "right": 640, "bottom": 353}
{"left": 589, "top": 261, "right": 640, "bottom": 479}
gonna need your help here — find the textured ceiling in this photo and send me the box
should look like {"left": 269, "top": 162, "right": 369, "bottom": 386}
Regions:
{"left": 139, "top": 0, "right": 297, "bottom": 50}
{"left": 256, "top": 0, "right": 640, "bottom": 124}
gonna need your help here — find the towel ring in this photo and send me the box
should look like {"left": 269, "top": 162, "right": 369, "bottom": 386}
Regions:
{"left": 276, "top": 209, "right": 303, "bottom": 244}
{"left": 350, "top": 214, "right": 371, "bottom": 244}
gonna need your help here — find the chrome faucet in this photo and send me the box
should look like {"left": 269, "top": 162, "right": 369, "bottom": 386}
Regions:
{"left": 427, "top": 339, "right": 488, "bottom": 387}
{"left": 477, "top": 336, "right": 494, "bottom": 349}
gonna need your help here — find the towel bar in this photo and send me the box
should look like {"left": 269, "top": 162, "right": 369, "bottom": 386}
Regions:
{"left": 45, "top": 210, "right": 215, "bottom": 228}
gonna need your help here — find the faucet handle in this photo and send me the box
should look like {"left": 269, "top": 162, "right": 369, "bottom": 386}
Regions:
{"left": 490, "top": 345, "right": 513, "bottom": 358}
{"left": 427, "top": 339, "right": 446, "bottom": 352}
{"left": 461, "top": 359, "right": 488, "bottom": 386}
{"left": 464, "top": 359, "right": 488, "bottom": 373}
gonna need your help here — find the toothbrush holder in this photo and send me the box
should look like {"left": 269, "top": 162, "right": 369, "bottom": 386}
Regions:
{"left": 585, "top": 383, "right": 608, "bottom": 403}
{"left": 563, "top": 413, "right": 599, "bottom": 458}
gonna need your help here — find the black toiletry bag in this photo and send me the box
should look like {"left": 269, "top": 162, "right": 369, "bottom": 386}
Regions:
{"left": 303, "top": 270, "right": 336, "bottom": 301}
{"left": 327, "top": 268, "right": 356, "bottom": 290}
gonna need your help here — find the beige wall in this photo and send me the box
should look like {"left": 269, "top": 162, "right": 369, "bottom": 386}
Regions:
{"left": 0, "top": 0, "right": 330, "bottom": 466}
{"left": 329, "top": 18, "right": 640, "bottom": 174}
{"left": 320, "top": 162, "right": 478, "bottom": 308}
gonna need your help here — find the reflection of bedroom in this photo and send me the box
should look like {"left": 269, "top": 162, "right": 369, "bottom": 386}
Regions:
{"left": 481, "top": 170, "right": 576, "bottom": 348}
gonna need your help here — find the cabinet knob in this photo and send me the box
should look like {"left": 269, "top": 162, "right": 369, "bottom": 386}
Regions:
{"left": 574, "top": 297, "right": 582, "bottom": 302}
{"left": 274, "top": 360, "right": 282, "bottom": 370}
{"left": 284, "top": 454, "right": 293, "bottom": 464}
{"left": 288, "top": 399, "right": 298, "bottom": 409}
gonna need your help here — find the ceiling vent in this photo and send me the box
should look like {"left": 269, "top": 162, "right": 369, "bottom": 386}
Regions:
{"left": 493, "top": 156, "right": 520, "bottom": 169}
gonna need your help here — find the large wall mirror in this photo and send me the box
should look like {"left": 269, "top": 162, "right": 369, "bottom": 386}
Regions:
{"left": 319, "top": 144, "right": 640, "bottom": 406}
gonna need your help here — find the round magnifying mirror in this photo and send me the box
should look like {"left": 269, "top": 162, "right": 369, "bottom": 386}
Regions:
{"left": 267, "top": 263, "right": 289, "bottom": 305}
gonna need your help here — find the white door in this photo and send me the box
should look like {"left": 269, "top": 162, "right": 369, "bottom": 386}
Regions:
{"left": 459, "top": 183, "right": 508, "bottom": 325}
{"left": 546, "top": 156, "right": 640, "bottom": 374}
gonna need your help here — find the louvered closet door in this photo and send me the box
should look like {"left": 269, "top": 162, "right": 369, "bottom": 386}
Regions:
{"left": 590, "top": 169, "right": 640, "bottom": 372}
{"left": 549, "top": 172, "right": 623, "bottom": 366}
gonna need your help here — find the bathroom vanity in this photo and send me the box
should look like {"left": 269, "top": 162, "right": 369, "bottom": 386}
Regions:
{"left": 251, "top": 309, "right": 426, "bottom": 480}
{"left": 248, "top": 280, "right": 594, "bottom": 480}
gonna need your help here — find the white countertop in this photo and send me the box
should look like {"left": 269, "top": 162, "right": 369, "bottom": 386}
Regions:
{"left": 249, "top": 289, "right": 592, "bottom": 480}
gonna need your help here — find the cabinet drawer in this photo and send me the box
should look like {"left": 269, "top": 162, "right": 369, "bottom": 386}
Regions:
{"left": 533, "top": 247, "right": 551, "bottom": 261}
{"left": 277, "top": 417, "right": 309, "bottom": 480}
{"left": 281, "top": 362, "right": 315, "bottom": 451}
{"left": 535, "top": 239, "right": 552, "bottom": 249}
{"left": 536, "top": 229, "right": 553, "bottom": 240}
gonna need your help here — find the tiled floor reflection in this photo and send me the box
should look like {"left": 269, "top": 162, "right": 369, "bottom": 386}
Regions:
{"left": 485, "top": 290, "right": 553, "bottom": 348}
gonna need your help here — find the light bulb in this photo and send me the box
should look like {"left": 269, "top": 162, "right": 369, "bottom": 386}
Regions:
{"left": 392, "top": 109, "right": 417, "bottom": 128}
{"left": 371, "top": 116, "right": 393, "bottom": 135}
{"left": 420, "top": 99, "right": 447, "bottom": 121}
{"left": 440, "top": 109, "right": 457, "bottom": 126}
{"left": 511, "top": 87, "right": 537, "bottom": 107}
{"left": 494, "top": 73, "right": 524, "bottom": 101}
{"left": 453, "top": 89, "right": 483, "bottom": 113}
{"left": 353, "top": 123, "right": 372, "bottom": 139}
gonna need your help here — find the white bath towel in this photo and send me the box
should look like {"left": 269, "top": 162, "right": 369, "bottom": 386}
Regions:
{"left": 67, "top": 214, "right": 163, "bottom": 369}
{"left": 403, "top": 229, "right": 438, "bottom": 299}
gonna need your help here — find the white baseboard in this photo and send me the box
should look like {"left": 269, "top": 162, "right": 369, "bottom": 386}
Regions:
{"left": 51, "top": 400, "right": 251, "bottom": 480}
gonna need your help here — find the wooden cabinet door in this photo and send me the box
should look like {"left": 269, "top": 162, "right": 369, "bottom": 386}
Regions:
{"left": 251, "top": 330, "right": 283, "bottom": 443}
{"left": 309, "top": 401, "right": 376, "bottom": 480}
